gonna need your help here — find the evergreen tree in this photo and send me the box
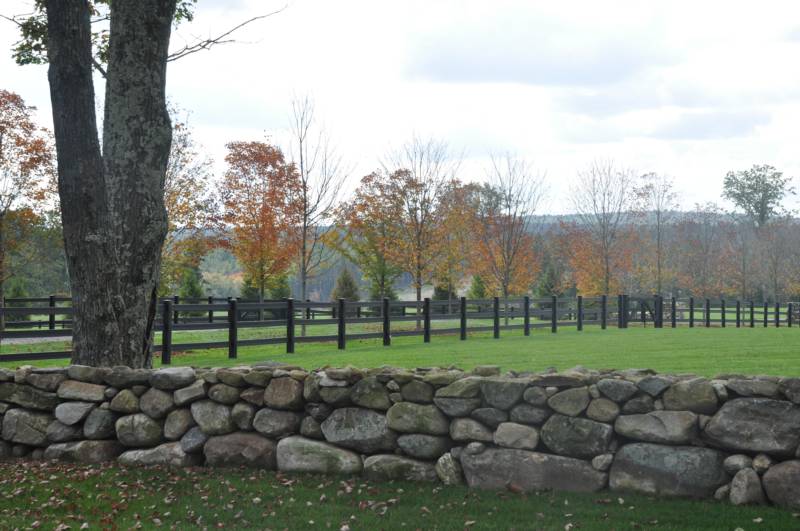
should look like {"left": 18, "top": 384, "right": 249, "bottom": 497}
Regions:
{"left": 178, "top": 268, "right": 204, "bottom": 300}
{"left": 331, "top": 268, "right": 360, "bottom": 301}
{"left": 467, "top": 275, "right": 488, "bottom": 299}
{"left": 369, "top": 280, "right": 397, "bottom": 301}
{"left": 269, "top": 274, "right": 291, "bottom": 299}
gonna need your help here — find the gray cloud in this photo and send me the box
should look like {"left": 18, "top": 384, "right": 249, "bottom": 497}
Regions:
{"left": 787, "top": 27, "right": 800, "bottom": 41}
{"left": 649, "top": 110, "right": 771, "bottom": 140}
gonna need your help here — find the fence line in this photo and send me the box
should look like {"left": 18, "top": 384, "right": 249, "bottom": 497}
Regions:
{"left": 0, "top": 295, "right": 797, "bottom": 364}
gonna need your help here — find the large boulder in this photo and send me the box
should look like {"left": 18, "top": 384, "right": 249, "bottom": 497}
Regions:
{"left": 726, "top": 379, "right": 779, "bottom": 398}
{"left": 386, "top": 402, "right": 449, "bottom": 435}
{"left": 164, "top": 409, "right": 195, "bottom": 440}
{"left": 480, "top": 379, "right": 528, "bottom": 409}
{"left": 401, "top": 380, "right": 434, "bottom": 403}
{"left": 276, "top": 436, "right": 362, "bottom": 474}
{"left": 703, "top": 398, "right": 800, "bottom": 456}
{"left": 540, "top": 415, "right": 613, "bottom": 459}
{"left": 26, "top": 372, "right": 67, "bottom": 392}
{"left": 662, "top": 378, "right": 718, "bottom": 415}
{"left": 263, "top": 377, "right": 304, "bottom": 410}
{"left": 596, "top": 379, "right": 638, "bottom": 402}
{"left": 637, "top": 376, "right": 673, "bottom": 397}
{"left": 83, "top": 408, "right": 117, "bottom": 439}
{"left": 208, "top": 384, "right": 241, "bottom": 405}
{"left": 190, "top": 400, "right": 234, "bottom": 435}
{"left": 204, "top": 432, "right": 277, "bottom": 468}
{"left": 2, "top": 408, "right": 54, "bottom": 446}
{"left": 435, "top": 453, "right": 463, "bottom": 485}
{"left": 252, "top": 407, "right": 302, "bottom": 438}
{"left": 150, "top": 367, "right": 196, "bottom": 390}
{"left": 46, "top": 420, "right": 83, "bottom": 443}
{"left": 586, "top": 399, "right": 620, "bottom": 423}
{"left": 350, "top": 377, "right": 391, "bottom": 410}
{"left": 433, "top": 397, "right": 481, "bottom": 417}
{"left": 729, "top": 468, "right": 765, "bottom": 505}
{"left": 509, "top": 404, "right": 551, "bottom": 425}
{"left": 397, "top": 434, "right": 450, "bottom": 460}
{"left": 119, "top": 442, "right": 201, "bottom": 467}
{"left": 109, "top": 389, "right": 140, "bottom": 413}
{"left": 180, "top": 426, "right": 208, "bottom": 453}
{"left": 0, "top": 382, "right": 59, "bottom": 410}
{"left": 493, "top": 422, "right": 538, "bottom": 450}
{"left": 450, "top": 418, "right": 493, "bottom": 442}
{"left": 57, "top": 380, "right": 106, "bottom": 402}
{"left": 173, "top": 379, "right": 207, "bottom": 406}
{"left": 54, "top": 401, "right": 95, "bottom": 426}
{"left": 320, "top": 407, "right": 396, "bottom": 453}
{"left": 139, "top": 388, "right": 175, "bottom": 419}
{"left": 363, "top": 455, "right": 438, "bottom": 482}
{"left": 614, "top": 411, "right": 697, "bottom": 445}
{"left": 762, "top": 460, "right": 800, "bottom": 509}
{"left": 460, "top": 448, "right": 607, "bottom": 493}
{"left": 44, "top": 440, "right": 123, "bottom": 463}
{"left": 471, "top": 407, "right": 508, "bottom": 428}
{"left": 232, "top": 402, "right": 256, "bottom": 431}
{"left": 115, "top": 414, "right": 163, "bottom": 447}
{"left": 105, "top": 366, "right": 150, "bottom": 388}
{"left": 609, "top": 443, "right": 728, "bottom": 498}
{"left": 547, "top": 387, "right": 590, "bottom": 417}
{"left": 435, "top": 377, "right": 482, "bottom": 398}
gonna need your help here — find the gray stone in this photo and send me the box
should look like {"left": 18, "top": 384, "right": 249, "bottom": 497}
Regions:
{"left": 244, "top": 369, "right": 272, "bottom": 387}
{"left": 204, "top": 432, "right": 277, "bottom": 468}
{"left": 730, "top": 468, "right": 765, "bottom": 505}
{"left": 547, "top": 387, "right": 590, "bottom": 416}
{"left": 109, "top": 389, "right": 139, "bottom": 413}
{"left": 480, "top": 378, "right": 528, "bottom": 409}
{"left": 150, "top": 367, "right": 196, "bottom": 390}
{"left": 320, "top": 407, "right": 396, "bottom": 453}
{"left": 208, "top": 383, "right": 240, "bottom": 405}
{"left": 2, "top": 408, "right": 53, "bottom": 446}
{"left": 252, "top": 407, "right": 302, "bottom": 438}
{"left": 614, "top": 411, "right": 698, "bottom": 445}
{"left": 164, "top": 409, "right": 195, "bottom": 440}
{"left": 46, "top": 420, "right": 83, "bottom": 442}
{"left": 714, "top": 484, "right": 731, "bottom": 501}
{"left": 305, "top": 402, "right": 333, "bottom": 422}
{"left": 54, "top": 401, "right": 95, "bottom": 425}
{"left": 139, "top": 388, "right": 175, "bottom": 419}
{"left": 703, "top": 398, "right": 800, "bottom": 456}
{"left": 319, "top": 387, "right": 352, "bottom": 406}
{"left": 464, "top": 441, "right": 486, "bottom": 455}
{"left": 180, "top": 426, "right": 208, "bottom": 453}
{"left": 119, "top": 442, "right": 201, "bottom": 467}
{"left": 26, "top": 372, "right": 67, "bottom": 392}
{"left": 104, "top": 387, "right": 118, "bottom": 399}
{"left": 435, "top": 377, "right": 482, "bottom": 398}
{"left": 592, "top": 453, "right": 614, "bottom": 472}
{"left": 115, "top": 414, "right": 163, "bottom": 447}
{"left": 752, "top": 453, "right": 774, "bottom": 475}
{"left": 232, "top": 402, "right": 256, "bottom": 431}
{"left": 461, "top": 448, "right": 607, "bottom": 492}
{"left": 662, "top": 378, "right": 718, "bottom": 415}
{"left": 386, "top": 402, "right": 449, "bottom": 435}
{"left": 586, "top": 399, "right": 620, "bottom": 423}
{"left": 450, "top": 418, "right": 493, "bottom": 442}
{"left": 240, "top": 387, "right": 265, "bottom": 406}
{"left": 433, "top": 397, "right": 481, "bottom": 417}
{"left": 190, "top": 400, "right": 234, "bottom": 435}
{"left": 726, "top": 379, "right": 779, "bottom": 398}
{"left": 57, "top": 380, "right": 106, "bottom": 402}
{"left": 173, "top": 379, "right": 206, "bottom": 406}
{"left": 779, "top": 378, "right": 800, "bottom": 404}
{"left": 762, "top": 460, "right": 800, "bottom": 509}
{"left": 300, "top": 416, "right": 323, "bottom": 439}
{"left": 364, "top": 455, "right": 438, "bottom": 482}
{"left": 350, "top": 377, "right": 391, "bottom": 410}
{"left": 401, "top": 380, "right": 434, "bottom": 403}
{"left": 264, "top": 377, "right": 304, "bottom": 410}
{"left": 44, "top": 440, "right": 124, "bottom": 463}
{"left": 523, "top": 386, "right": 549, "bottom": 406}
{"left": 471, "top": 407, "right": 507, "bottom": 428}
{"left": 597, "top": 379, "right": 638, "bottom": 402}
{"left": 533, "top": 374, "right": 586, "bottom": 388}
{"left": 277, "top": 436, "right": 362, "bottom": 474}
{"left": 397, "top": 434, "right": 450, "bottom": 459}
{"left": 217, "top": 369, "right": 247, "bottom": 387}
{"left": 0, "top": 382, "right": 59, "bottom": 410}
{"left": 423, "top": 370, "right": 464, "bottom": 386}
{"left": 723, "top": 454, "right": 753, "bottom": 475}
{"left": 83, "top": 408, "right": 117, "bottom": 439}
{"left": 609, "top": 443, "right": 728, "bottom": 498}
{"left": 435, "top": 453, "right": 463, "bottom": 485}
{"left": 67, "top": 365, "right": 106, "bottom": 384}
{"left": 493, "top": 422, "right": 538, "bottom": 450}
{"left": 622, "top": 395, "right": 655, "bottom": 414}
{"left": 472, "top": 365, "right": 500, "bottom": 377}
{"left": 540, "top": 415, "right": 613, "bottom": 459}
{"left": 509, "top": 404, "right": 551, "bottom": 425}
{"left": 105, "top": 366, "right": 151, "bottom": 388}
{"left": 131, "top": 385, "right": 148, "bottom": 397}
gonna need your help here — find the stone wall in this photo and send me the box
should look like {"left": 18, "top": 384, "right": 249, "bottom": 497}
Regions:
{"left": 2, "top": 363, "right": 800, "bottom": 509}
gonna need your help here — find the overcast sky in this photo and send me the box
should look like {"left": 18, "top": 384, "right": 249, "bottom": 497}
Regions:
{"left": 3, "top": 0, "right": 799, "bottom": 214}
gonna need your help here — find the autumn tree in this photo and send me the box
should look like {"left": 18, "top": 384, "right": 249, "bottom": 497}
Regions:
{"left": 570, "top": 160, "right": 636, "bottom": 295}
{"left": 634, "top": 173, "right": 678, "bottom": 294}
{"left": 435, "top": 181, "right": 479, "bottom": 313}
{"left": 673, "top": 203, "right": 729, "bottom": 298}
{"left": 0, "top": 89, "right": 55, "bottom": 307}
{"left": 220, "top": 141, "right": 302, "bottom": 299}
{"left": 471, "top": 155, "right": 545, "bottom": 319}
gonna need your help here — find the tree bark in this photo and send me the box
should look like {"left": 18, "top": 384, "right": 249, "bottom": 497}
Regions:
{"left": 46, "top": 0, "right": 175, "bottom": 367}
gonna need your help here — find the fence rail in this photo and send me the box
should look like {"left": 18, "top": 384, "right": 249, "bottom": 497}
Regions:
{"left": 0, "top": 295, "right": 797, "bottom": 364}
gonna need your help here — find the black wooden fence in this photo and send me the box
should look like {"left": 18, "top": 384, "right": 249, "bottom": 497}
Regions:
{"left": 0, "top": 295, "right": 796, "bottom": 364}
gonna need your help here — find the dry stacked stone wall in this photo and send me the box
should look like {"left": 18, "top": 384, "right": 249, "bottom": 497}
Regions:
{"left": 2, "top": 363, "right": 800, "bottom": 508}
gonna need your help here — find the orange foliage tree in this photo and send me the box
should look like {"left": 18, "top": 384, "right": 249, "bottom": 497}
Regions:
{"left": 0, "top": 89, "right": 55, "bottom": 301}
{"left": 559, "top": 222, "right": 638, "bottom": 296}
{"left": 219, "top": 141, "right": 302, "bottom": 298}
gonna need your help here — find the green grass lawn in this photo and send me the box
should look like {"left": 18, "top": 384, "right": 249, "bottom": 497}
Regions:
{"left": 0, "top": 461, "right": 796, "bottom": 530}
{"left": 2, "top": 325, "right": 798, "bottom": 376}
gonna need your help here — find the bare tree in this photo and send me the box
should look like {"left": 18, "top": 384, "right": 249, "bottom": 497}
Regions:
{"left": 288, "top": 96, "right": 347, "bottom": 334}
{"left": 635, "top": 173, "right": 678, "bottom": 294}
{"left": 474, "top": 154, "right": 546, "bottom": 322}
{"left": 571, "top": 160, "right": 635, "bottom": 295}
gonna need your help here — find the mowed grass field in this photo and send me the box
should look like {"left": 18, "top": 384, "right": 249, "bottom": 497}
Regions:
{"left": 2, "top": 325, "right": 798, "bottom": 377}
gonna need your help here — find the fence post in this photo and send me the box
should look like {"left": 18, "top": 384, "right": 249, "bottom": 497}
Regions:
{"left": 173, "top": 295, "right": 179, "bottom": 324}
{"left": 551, "top": 295, "right": 558, "bottom": 333}
{"left": 382, "top": 298, "right": 391, "bottom": 346}
{"left": 523, "top": 295, "right": 530, "bottom": 336}
{"left": 623, "top": 294, "right": 630, "bottom": 328}
{"left": 736, "top": 300, "right": 741, "bottom": 328}
{"left": 750, "top": 301, "right": 755, "bottom": 328}
{"left": 207, "top": 296, "right": 214, "bottom": 323}
{"left": 763, "top": 301, "right": 769, "bottom": 328}
{"left": 616, "top": 295, "right": 623, "bottom": 328}
{"left": 577, "top": 295, "right": 583, "bottom": 331}
{"left": 306, "top": 299, "right": 311, "bottom": 321}
{"left": 788, "top": 303, "right": 794, "bottom": 327}
{"left": 162, "top": 298, "right": 172, "bottom": 365}
{"left": 705, "top": 299, "right": 711, "bottom": 328}
{"left": 423, "top": 297, "right": 432, "bottom": 343}
{"left": 47, "top": 294, "right": 56, "bottom": 330}
{"left": 689, "top": 297, "right": 695, "bottom": 328}
{"left": 493, "top": 296, "right": 500, "bottom": 338}
{"left": 227, "top": 298, "right": 238, "bottom": 359}
{"left": 775, "top": 302, "right": 780, "bottom": 328}
{"left": 356, "top": 305, "right": 361, "bottom": 319}
{"left": 337, "top": 298, "right": 346, "bottom": 350}
{"left": 598, "top": 295, "right": 605, "bottom": 330}
{"left": 286, "top": 298, "right": 295, "bottom": 354}
{"left": 459, "top": 297, "right": 467, "bottom": 340}
{"left": 721, "top": 299, "right": 726, "bottom": 328}
{"left": 671, "top": 297, "right": 677, "bottom": 328}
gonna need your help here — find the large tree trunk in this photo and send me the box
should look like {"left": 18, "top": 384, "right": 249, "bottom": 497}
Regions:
{"left": 46, "top": 0, "right": 175, "bottom": 367}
